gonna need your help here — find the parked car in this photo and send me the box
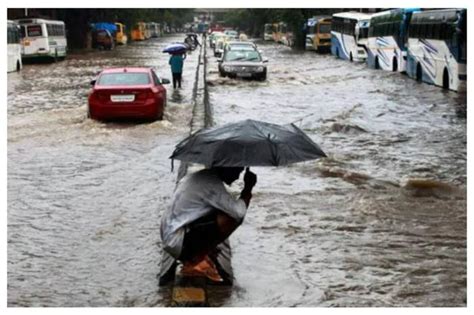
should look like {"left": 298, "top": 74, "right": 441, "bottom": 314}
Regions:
{"left": 88, "top": 67, "right": 170, "bottom": 121}
{"left": 218, "top": 49, "right": 268, "bottom": 81}
{"left": 93, "top": 29, "right": 115, "bottom": 50}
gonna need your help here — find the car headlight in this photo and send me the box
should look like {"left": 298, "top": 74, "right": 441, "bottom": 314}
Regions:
{"left": 256, "top": 66, "right": 264, "bottom": 72}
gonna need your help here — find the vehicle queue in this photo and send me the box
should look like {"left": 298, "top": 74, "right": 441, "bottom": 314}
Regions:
{"left": 7, "top": 18, "right": 170, "bottom": 72}
{"left": 264, "top": 8, "right": 467, "bottom": 92}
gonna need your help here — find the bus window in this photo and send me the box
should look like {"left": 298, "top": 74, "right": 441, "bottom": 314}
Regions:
{"left": 27, "top": 25, "right": 42, "bottom": 37}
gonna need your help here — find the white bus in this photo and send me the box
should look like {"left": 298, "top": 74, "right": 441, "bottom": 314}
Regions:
{"left": 7, "top": 20, "right": 22, "bottom": 72}
{"left": 406, "top": 9, "right": 466, "bottom": 92}
{"left": 15, "top": 18, "right": 67, "bottom": 61}
{"left": 331, "top": 12, "right": 371, "bottom": 62}
{"left": 367, "top": 8, "right": 420, "bottom": 72}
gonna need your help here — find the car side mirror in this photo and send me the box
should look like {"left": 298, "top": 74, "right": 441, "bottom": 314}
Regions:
{"left": 90, "top": 79, "right": 96, "bottom": 86}
{"left": 161, "top": 78, "right": 170, "bottom": 84}
{"left": 258, "top": 49, "right": 263, "bottom": 54}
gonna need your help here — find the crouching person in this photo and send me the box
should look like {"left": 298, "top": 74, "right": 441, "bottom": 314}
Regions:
{"left": 160, "top": 167, "right": 257, "bottom": 282}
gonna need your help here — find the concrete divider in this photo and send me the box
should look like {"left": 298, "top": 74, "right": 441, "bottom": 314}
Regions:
{"left": 160, "top": 37, "right": 231, "bottom": 307}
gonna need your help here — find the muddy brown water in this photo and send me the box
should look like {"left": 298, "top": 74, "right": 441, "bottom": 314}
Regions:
{"left": 7, "top": 35, "right": 466, "bottom": 306}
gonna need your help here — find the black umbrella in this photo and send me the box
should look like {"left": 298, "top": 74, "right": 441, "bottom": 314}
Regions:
{"left": 170, "top": 119, "right": 326, "bottom": 168}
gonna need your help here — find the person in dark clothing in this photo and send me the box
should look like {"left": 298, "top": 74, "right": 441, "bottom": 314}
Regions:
{"left": 168, "top": 53, "right": 186, "bottom": 89}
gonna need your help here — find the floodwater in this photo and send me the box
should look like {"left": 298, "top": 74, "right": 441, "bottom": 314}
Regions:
{"left": 7, "top": 35, "right": 466, "bottom": 307}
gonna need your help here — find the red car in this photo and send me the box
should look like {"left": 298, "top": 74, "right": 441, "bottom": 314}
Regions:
{"left": 88, "top": 67, "right": 170, "bottom": 121}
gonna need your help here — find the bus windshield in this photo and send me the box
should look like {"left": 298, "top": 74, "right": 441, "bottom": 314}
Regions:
{"left": 318, "top": 24, "right": 331, "bottom": 33}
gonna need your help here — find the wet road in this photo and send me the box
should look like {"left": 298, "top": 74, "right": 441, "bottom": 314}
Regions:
{"left": 8, "top": 34, "right": 198, "bottom": 306}
{"left": 205, "top": 40, "right": 466, "bottom": 306}
{"left": 7, "top": 35, "right": 466, "bottom": 307}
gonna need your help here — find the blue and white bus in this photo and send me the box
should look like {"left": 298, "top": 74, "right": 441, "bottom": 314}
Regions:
{"left": 331, "top": 12, "right": 371, "bottom": 62}
{"left": 406, "top": 9, "right": 466, "bottom": 92}
{"left": 15, "top": 18, "right": 67, "bottom": 61}
{"left": 367, "top": 8, "right": 420, "bottom": 72}
{"left": 7, "top": 20, "right": 22, "bottom": 72}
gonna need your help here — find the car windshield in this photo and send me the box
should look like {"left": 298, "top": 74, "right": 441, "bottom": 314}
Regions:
{"left": 225, "top": 50, "right": 261, "bottom": 62}
{"left": 229, "top": 44, "right": 255, "bottom": 51}
{"left": 98, "top": 73, "right": 150, "bottom": 86}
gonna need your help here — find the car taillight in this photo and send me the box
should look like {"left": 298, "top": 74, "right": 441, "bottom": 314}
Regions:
{"left": 136, "top": 90, "right": 154, "bottom": 100}
{"left": 92, "top": 91, "right": 108, "bottom": 101}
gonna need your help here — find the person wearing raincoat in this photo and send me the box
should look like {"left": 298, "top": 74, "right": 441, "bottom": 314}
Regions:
{"left": 160, "top": 167, "right": 257, "bottom": 282}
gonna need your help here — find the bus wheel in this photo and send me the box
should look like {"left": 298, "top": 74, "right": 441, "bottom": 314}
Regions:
{"left": 16, "top": 61, "right": 21, "bottom": 72}
{"left": 416, "top": 63, "right": 422, "bottom": 82}
{"left": 392, "top": 58, "right": 398, "bottom": 72}
{"left": 375, "top": 57, "right": 379, "bottom": 69}
{"left": 349, "top": 52, "right": 353, "bottom": 62}
{"left": 442, "top": 68, "right": 449, "bottom": 90}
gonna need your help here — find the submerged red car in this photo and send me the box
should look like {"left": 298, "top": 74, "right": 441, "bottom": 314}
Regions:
{"left": 88, "top": 67, "right": 170, "bottom": 121}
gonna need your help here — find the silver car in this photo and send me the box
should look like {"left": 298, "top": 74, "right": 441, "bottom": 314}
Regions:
{"left": 218, "top": 49, "right": 268, "bottom": 81}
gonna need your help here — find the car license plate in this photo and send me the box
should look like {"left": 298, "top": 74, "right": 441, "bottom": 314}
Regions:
{"left": 111, "top": 95, "right": 135, "bottom": 102}
{"left": 237, "top": 73, "right": 252, "bottom": 77}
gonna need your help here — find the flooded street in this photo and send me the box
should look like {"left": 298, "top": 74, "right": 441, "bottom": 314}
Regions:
{"left": 7, "top": 35, "right": 466, "bottom": 307}
{"left": 205, "top": 41, "right": 466, "bottom": 306}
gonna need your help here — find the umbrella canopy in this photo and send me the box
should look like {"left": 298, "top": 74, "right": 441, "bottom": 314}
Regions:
{"left": 170, "top": 119, "right": 327, "bottom": 167}
{"left": 162, "top": 43, "right": 187, "bottom": 54}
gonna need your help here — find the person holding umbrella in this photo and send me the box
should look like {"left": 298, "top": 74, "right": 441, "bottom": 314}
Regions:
{"left": 159, "top": 119, "right": 326, "bottom": 285}
{"left": 160, "top": 167, "right": 257, "bottom": 282}
{"left": 168, "top": 52, "right": 186, "bottom": 89}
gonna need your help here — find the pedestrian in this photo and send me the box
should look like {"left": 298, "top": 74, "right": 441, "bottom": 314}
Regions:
{"left": 160, "top": 167, "right": 257, "bottom": 282}
{"left": 169, "top": 52, "right": 186, "bottom": 89}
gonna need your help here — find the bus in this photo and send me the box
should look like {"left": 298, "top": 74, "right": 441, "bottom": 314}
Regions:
{"left": 305, "top": 17, "right": 332, "bottom": 52}
{"left": 149, "top": 22, "right": 160, "bottom": 38}
{"left": 272, "top": 23, "right": 280, "bottom": 42}
{"left": 131, "top": 22, "right": 146, "bottom": 41}
{"left": 115, "top": 22, "right": 128, "bottom": 45}
{"left": 367, "top": 8, "right": 420, "bottom": 72}
{"left": 144, "top": 23, "right": 152, "bottom": 39}
{"left": 8, "top": 20, "right": 22, "bottom": 72}
{"left": 277, "top": 22, "right": 290, "bottom": 45}
{"left": 15, "top": 18, "right": 67, "bottom": 61}
{"left": 406, "top": 9, "right": 466, "bottom": 92}
{"left": 263, "top": 23, "right": 273, "bottom": 41}
{"left": 331, "top": 12, "right": 371, "bottom": 62}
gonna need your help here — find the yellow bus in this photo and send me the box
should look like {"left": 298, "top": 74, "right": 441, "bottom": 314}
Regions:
{"left": 306, "top": 17, "right": 332, "bottom": 52}
{"left": 114, "top": 22, "right": 128, "bottom": 45}
{"left": 131, "top": 22, "right": 146, "bottom": 41}
{"left": 271, "top": 23, "right": 279, "bottom": 42}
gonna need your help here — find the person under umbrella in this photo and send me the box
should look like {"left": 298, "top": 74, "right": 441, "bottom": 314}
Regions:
{"left": 160, "top": 119, "right": 326, "bottom": 283}
{"left": 160, "top": 167, "right": 257, "bottom": 282}
{"left": 168, "top": 52, "right": 186, "bottom": 89}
